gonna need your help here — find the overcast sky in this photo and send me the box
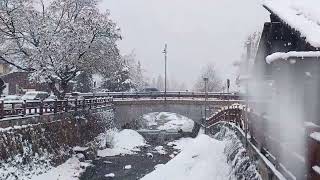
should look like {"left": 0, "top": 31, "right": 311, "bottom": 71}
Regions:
{"left": 100, "top": 0, "right": 269, "bottom": 89}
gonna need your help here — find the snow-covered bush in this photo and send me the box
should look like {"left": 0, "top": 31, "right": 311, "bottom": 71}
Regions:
{"left": 213, "top": 123, "right": 262, "bottom": 180}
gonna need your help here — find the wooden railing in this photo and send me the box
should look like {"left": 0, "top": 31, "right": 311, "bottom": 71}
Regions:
{"left": 207, "top": 104, "right": 320, "bottom": 180}
{"left": 0, "top": 97, "right": 113, "bottom": 119}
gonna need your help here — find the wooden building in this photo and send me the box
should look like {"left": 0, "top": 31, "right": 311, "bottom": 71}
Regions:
{"left": 1, "top": 72, "right": 49, "bottom": 95}
{"left": 254, "top": 1, "right": 320, "bottom": 124}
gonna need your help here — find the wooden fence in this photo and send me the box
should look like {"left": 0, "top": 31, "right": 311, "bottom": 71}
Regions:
{"left": 207, "top": 104, "right": 320, "bottom": 180}
{"left": 0, "top": 97, "right": 113, "bottom": 119}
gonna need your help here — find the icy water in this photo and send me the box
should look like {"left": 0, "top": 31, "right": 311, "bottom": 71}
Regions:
{"left": 80, "top": 142, "right": 177, "bottom": 180}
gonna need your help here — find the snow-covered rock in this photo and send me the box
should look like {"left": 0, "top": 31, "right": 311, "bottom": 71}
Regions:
{"left": 154, "top": 146, "right": 167, "bottom": 155}
{"left": 124, "top": 165, "right": 132, "bottom": 170}
{"left": 147, "top": 153, "right": 153, "bottom": 158}
{"left": 142, "top": 112, "right": 194, "bottom": 132}
{"left": 105, "top": 173, "right": 115, "bottom": 178}
{"left": 31, "top": 156, "right": 91, "bottom": 180}
{"left": 98, "top": 129, "right": 147, "bottom": 157}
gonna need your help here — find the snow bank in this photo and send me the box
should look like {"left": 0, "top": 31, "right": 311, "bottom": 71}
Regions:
{"left": 31, "top": 156, "right": 91, "bottom": 180}
{"left": 142, "top": 112, "right": 194, "bottom": 132}
{"left": 263, "top": 0, "right": 320, "bottom": 48}
{"left": 98, "top": 129, "right": 146, "bottom": 157}
{"left": 142, "top": 134, "right": 233, "bottom": 180}
{"left": 0, "top": 152, "right": 53, "bottom": 180}
{"left": 266, "top": 51, "right": 320, "bottom": 64}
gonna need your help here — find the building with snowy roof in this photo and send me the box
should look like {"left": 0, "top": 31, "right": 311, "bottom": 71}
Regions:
{"left": 254, "top": 1, "right": 320, "bottom": 124}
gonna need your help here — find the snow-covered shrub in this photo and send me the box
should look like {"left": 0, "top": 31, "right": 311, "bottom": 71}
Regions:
{"left": 213, "top": 123, "right": 262, "bottom": 180}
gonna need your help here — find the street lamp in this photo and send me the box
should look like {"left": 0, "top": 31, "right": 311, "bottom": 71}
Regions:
{"left": 203, "top": 77, "right": 209, "bottom": 134}
{"left": 163, "top": 44, "right": 168, "bottom": 101}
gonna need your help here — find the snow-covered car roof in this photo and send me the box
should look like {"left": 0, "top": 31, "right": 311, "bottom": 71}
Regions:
{"left": 263, "top": 0, "right": 320, "bottom": 48}
{"left": 3, "top": 95, "right": 21, "bottom": 101}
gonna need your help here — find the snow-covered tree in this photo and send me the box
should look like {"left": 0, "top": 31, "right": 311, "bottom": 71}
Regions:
{"left": 74, "top": 71, "right": 93, "bottom": 93}
{"left": 151, "top": 77, "right": 156, "bottom": 88}
{"left": 234, "top": 31, "right": 261, "bottom": 89}
{"left": 0, "top": 0, "right": 121, "bottom": 98}
{"left": 123, "top": 52, "right": 146, "bottom": 91}
{"left": 101, "top": 60, "right": 135, "bottom": 92}
{"left": 194, "top": 63, "right": 222, "bottom": 92}
{"left": 156, "top": 75, "right": 164, "bottom": 91}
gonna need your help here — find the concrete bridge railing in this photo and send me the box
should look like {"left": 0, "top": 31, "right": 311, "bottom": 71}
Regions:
{"left": 67, "top": 91, "right": 242, "bottom": 100}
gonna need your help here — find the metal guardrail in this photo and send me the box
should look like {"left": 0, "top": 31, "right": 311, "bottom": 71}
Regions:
{"left": 67, "top": 91, "right": 241, "bottom": 100}
{"left": 0, "top": 97, "right": 113, "bottom": 119}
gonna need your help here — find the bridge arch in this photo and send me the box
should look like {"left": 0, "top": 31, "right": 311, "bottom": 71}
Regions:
{"left": 114, "top": 100, "right": 204, "bottom": 127}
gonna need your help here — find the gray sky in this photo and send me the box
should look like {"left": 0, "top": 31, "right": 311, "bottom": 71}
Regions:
{"left": 100, "top": 0, "right": 269, "bottom": 89}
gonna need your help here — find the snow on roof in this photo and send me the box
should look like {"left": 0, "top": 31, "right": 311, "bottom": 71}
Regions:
{"left": 310, "top": 132, "right": 320, "bottom": 142}
{"left": 313, "top": 166, "right": 320, "bottom": 175}
{"left": 266, "top": 51, "right": 320, "bottom": 64}
{"left": 263, "top": 0, "right": 320, "bottom": 48}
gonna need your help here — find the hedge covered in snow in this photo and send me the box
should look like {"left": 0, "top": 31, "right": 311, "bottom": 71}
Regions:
{"left": 213, "top": 123, "right": 262, "bottom": 180}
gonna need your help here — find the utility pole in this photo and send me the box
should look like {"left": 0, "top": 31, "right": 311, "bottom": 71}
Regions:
{"left": 163, "top": 44, "right": 168, "bottom": 101}
{"left": 203, "top": 77, "right": 209, "bottom": 134}
{"left": 245, "top": 41, "right": 251, "bottom": 147}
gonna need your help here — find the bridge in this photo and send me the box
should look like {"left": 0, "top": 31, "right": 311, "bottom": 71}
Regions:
{"left": 113, "top": 98, "right": 241, "bottom": 127}
{"left": 0, "top": 92, "right": 241, "bottom": 126}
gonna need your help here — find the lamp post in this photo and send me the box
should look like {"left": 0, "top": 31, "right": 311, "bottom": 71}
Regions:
{"left": 163, "top": 44, "right": 168, "bottom": 101}
{"left": 203, "top": 77, "right": 209, "bottom": 134}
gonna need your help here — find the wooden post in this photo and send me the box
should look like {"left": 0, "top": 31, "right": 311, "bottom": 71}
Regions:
{"left": 89, "top": 99, "right": 92, "bottom": 109}
{"left": 54, "top": 99, "right": 58, "bottom": 114}
{"left": 75, "top": 99, "right": 78, "bottom": 111}
{"left": 0, "top": 101, "right": 4, "bottom": 119}
{"left": 83, "top": 99, "right": 86, "bottom": 109}
{"left": 23, "top": 100, "right": 27, "bottom": 116}
{"left": 11, "top": 103, "right": 15, "bottom": 115}
{"left": 39, "top": 100, "right": 44, "bottom": 115}
{"left": 65, "top": 99, "right": 68, "bottom": 112}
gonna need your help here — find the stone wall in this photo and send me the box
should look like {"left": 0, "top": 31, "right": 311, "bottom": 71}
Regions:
{"left": 0, "top": 107, "right": 113, "bottom": 178}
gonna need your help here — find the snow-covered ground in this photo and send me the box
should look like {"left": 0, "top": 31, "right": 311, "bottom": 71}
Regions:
{"left": 142, "top": 112, "right": 194, "bottom": 132}
{"left": 141, "top": 134, "right": 234, "bottom": 180}
{"left": 98, "top": 129, "right": 147, "bottom": 157}
{"left": 31, "top": 156, "right": 91, "bottom": 180}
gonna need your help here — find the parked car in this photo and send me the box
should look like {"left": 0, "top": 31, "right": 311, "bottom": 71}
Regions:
{"left": 45, "top": 94, "right": 58, "bottom": 101}
{"left": 68, "top": 92, "right": 85, "bottom": 101}
{"left": 3, "top": 95, "right": 22, "bottom": 102}
{"left": 21, "top": 91, "right": 49, "bottom": 101}
{"left": 2, "top": 95, "right": 22, "bottom": 110}
{"left": 142, "top": 88, "right": 160, "bottom": 92}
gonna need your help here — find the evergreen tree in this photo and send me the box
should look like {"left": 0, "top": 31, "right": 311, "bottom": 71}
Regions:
{"left": 74, "top": 72, "right": 93, "bottom": 93}
{"left": 102, "top": 65, "right": 135, "bottom": 92}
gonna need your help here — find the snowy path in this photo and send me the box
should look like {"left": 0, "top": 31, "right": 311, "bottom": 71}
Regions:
{"left": 141, "top": 134, "right": 233, "bottom": 180}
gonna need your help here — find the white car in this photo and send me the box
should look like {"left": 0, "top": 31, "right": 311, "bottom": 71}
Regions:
{"left": 21, "top": 91, "right": 49, "bottom": 101}
{"left": 2, "top": 95, "right": 22, "bottom": 109}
